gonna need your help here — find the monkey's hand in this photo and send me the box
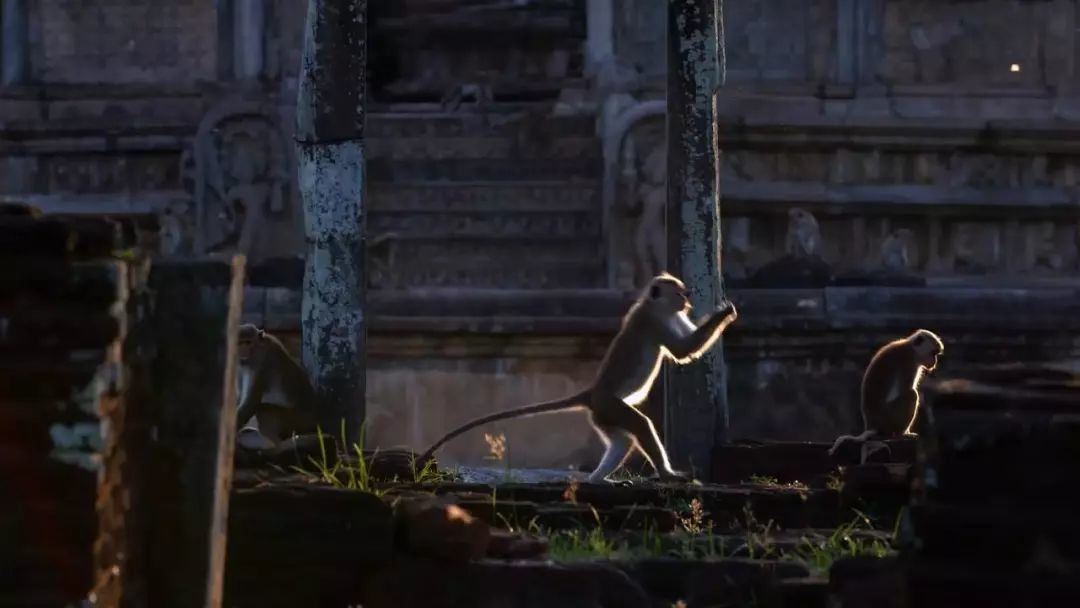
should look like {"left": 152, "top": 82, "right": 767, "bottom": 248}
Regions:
{"left": 716, "top": 300, "right": 737, "bottom": 320}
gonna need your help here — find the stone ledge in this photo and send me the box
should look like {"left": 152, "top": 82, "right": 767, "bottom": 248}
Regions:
{"left": 724, "top": 181, "right": 1080, "bottom": 215}
{"left": 243, "top": 285, "right": 1080, "bottom": 334}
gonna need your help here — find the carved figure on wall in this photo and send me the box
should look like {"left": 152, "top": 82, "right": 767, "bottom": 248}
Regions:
{"left": 629, "top": 145, "right": 666, "bottom": 288}
{"left": 158, "top": 200, "right": 195, "bottom": 257}
{"left": 441, "top": 81, "right": 495, "bottom": 112}
{"left": 181, "top": 101, "right": 293, "bottom": 262}
{"left": 601, "top": 99, "right": 665, "bottom": 290}
{"left": 1032, "top": 222, "right": 1064, "bottom": 271}
{"left": 785, "top": 207, "right": 821, "bottom": 258}
{"left": 749, "top": 207, "right": 831, "bottom": 288}
{"left": 880, "top": 228, "right": 914, "bottom": 273}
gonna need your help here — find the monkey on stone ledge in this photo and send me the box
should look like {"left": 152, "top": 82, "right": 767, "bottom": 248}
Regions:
{"left": 234, "top": 324, "right": 319, "bottom": 451}
{"left": 829, "top": 329, "right": 944, "bottom": 464}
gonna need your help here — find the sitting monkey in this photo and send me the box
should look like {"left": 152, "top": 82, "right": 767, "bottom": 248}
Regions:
{"left": 829, "top": 329, "right": 944, "bottom": 464}
{"left": 235, "top": 324, "right": 318, "bottom": 450}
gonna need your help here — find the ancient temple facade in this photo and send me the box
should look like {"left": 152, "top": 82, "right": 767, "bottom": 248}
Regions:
{"left": 2, "top": 0, "right": 1079, "bottom": 469}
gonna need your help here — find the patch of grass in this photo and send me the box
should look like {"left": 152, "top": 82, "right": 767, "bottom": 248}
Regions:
{"left": 409, "top": 452, "right": 460, "bottom": 484}
{"left": 732, "top": 504, "right": 779, "bottom": 560}
{"left": 546, "top": 526, "right": 620, "bottom": 562}
{"left": 300, "top": 421, "right": 384, "bottom": 496}
{"left": 746, "top": 474, "right": 810, "bottom": 492}
{"left": 788, "top": 510, "right": 891, "bottom": 574}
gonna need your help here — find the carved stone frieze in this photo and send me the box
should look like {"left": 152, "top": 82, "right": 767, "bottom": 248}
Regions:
{"left": 46, "top": 153, "right": 180, "bottom": 194}
{"left": 368, "top": 212, "right": 598, "bottom": 239}
{"left": 178, "top": 100, "right": 298, "bottom": 263}
{"left": 369, "top": 183, "right": 596, "bottom": 213}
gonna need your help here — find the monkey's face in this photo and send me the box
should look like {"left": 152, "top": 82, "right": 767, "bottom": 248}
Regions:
{"left": 236, "top": 324, "right": 261, "bottom": 364}
{"left": 911, "top": 330, "right": 944, "bottom": 371}
{"left": 238, "top": 338, "right": 253, "bottom": 364}
{"left": 648, "top": 278, "right": 690, "bottom": 314}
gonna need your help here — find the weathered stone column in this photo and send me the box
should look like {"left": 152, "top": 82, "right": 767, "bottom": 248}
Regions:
{"left": 664, "top": 0, "right": 728, "bottom": 478}
{"left": 295, "top": 0, "right": 368, "bottom": 443}
{"left": 233, "top": 0, "right": 265, "bottom": 81}
{"left": 1, "top": 0, "right": 29, "bottom": 86}
{"left": 585, "top": 0, "right": 614, "bottom": 76}
{"left": 139, "top": 258, "right": 245, "bottom": 608}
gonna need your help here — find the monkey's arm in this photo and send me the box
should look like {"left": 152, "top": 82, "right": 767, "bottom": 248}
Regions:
{"left": 664, "top": 303, "right": 737, "bottom": 363}
{"left": 236, "top": 369, "right": 267, "bottom": 429}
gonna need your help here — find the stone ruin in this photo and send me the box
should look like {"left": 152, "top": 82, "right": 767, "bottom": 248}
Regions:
{"left": 3, "top": 0, "right": 1080, "bottom": 606}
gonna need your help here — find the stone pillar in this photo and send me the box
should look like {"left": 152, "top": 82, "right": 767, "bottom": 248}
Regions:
{"left": 585, "top": 0, "right": 614, "bottom": 76}
{"left": 296, "top": 0, "right": 368, "bottom": 443}
{"left": 663, "top": 0, "right": 727, "bottom": 479}
{"left": 1, "top": 0, "right": 29, "bottom": 86}
{"left": 233, "top": 0, "right": 265, "bottom": 81}
{"left": 136, "top": 258, "right": 245, "bottom": 608}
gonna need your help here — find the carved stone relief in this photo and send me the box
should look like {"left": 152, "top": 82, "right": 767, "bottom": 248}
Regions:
{"left": 177, "top": 100, "right": 299, "bottom": 264}
{"left": 610, "top": 115, "right": 668, "bottom": 290}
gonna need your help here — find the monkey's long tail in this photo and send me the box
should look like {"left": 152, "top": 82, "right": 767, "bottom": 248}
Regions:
{"left": 418, "top": 391, "right": 590, "bottom": 465}
{"left": 827, "top": 429, "right": 877, "bottom": 456}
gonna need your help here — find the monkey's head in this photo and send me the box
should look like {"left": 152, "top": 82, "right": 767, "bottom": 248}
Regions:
{"left": 788, "top": 207, "right": 816, "bottom": 225}
{"left": 909, "top": 329, "right": 944, "bottom": 371}
{"left": 237, "top": 323, "right": 267, "bottom": 364}
{"left": 647, "top": 273, "right": 691, "bottom": 314}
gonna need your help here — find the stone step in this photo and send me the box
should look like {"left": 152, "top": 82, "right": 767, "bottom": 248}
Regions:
{"left": 367, "top": 134, "right": 599, "bottom": 162}
{"left": 372, "top": 258, "right": 604, "bottom": 290}
{"left": 710, "top": 439, "right": 917, "bottom": 486}
{"left": 369, "top": 181, "right": 598, "bottom": 214}
{"left": 908, "top": 559, "right": 1080, "bottom": 605}
{"left": 911, "top": 502, "right": 1080, "bottom": 566}
{"left": 367, "top": 111, "right": 596, "bottom": 140}
{"left": 368, "top": 210, "right": 600, "bottom": 240}
{"left": 368, "top": 157, "right": 600, "bottom": 182}
{"left": 426, "top": 481, "right": 846, "bottom": 530}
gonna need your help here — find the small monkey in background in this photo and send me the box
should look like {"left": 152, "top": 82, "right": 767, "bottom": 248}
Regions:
{"left": 880, "top": 228, "right": 914, "bottom": 272}
{"left": 829, "top": 329, "right": 944, "bottom": 463}
{"left": 419, "top": 273, "right": 738, "bottom": 483}
{"left": 785, "top": 207, "right": 821, "bottom": 259}
{"left": 235, "top": 324, "right": 318, "bottom": 450}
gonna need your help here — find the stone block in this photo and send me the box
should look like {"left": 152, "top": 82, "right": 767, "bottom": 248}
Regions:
{"left": 394, "top": 496, "right": 492, "bottom": 562}
{"left": 225, "top": 485, "right": 394, "bottom": 607}
{"left": 0, "top": 216, "right": 124, "bottom": 257}
{"left": 829, "top": 555, "right": 907, "bottom": 608}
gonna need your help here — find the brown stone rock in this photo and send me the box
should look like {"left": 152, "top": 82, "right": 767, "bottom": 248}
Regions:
{"left": 487, "top": 529, "right": 549, "bottom": 560}
{"left": 395, "top": 496, "right": 491, "bottom": 561}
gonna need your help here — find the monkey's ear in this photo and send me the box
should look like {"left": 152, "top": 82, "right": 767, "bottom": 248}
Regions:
{"left": 256, "top": 329, "right": 267, "bottom": 340}
{"left": 649, "top": 284, "right": 662, "bottom": 299}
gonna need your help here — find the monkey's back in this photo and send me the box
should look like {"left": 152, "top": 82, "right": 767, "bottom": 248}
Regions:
{"left": 860, "top": 342, "right": 918, "bottom": 436}
{"left": 593, "top": 311, "right": 663, "bottom": 401}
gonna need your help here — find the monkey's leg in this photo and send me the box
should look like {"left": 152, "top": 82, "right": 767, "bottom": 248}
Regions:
{"left": 861, "top": 440, "right": 891, "bottom": 464}
{"left": 586, "top": 427, "right": 635, "bottom": 484}
{"left": 616, "top": 405, "right": 687, "bottom": 481}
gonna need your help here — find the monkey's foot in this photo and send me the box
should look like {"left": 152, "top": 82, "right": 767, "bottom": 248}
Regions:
{"left": 237, "top": 428, "right": 276, "bottom": 451}
{"left": 605, "top": 478, "right": 635, "bottom": 488}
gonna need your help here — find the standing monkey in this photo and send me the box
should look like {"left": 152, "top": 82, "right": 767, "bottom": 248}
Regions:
{"left": 418, "top": 273, "right": 738, "bottom": 483}
{"left": 829, "top": 329, "right": 944, "bottom": 463}
{"left": 235, "top": 324, "right": 319, "bottom": 450}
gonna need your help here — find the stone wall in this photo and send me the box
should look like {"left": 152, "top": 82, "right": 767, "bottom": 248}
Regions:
{"left": 29, "top": 0, "right": 219, "bottom": 84}
{"left": 0, "top": 206, "right": 132, "bottom": 606}
{"left": 5, "top": 0, "right": 1080, "bottom": 473}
